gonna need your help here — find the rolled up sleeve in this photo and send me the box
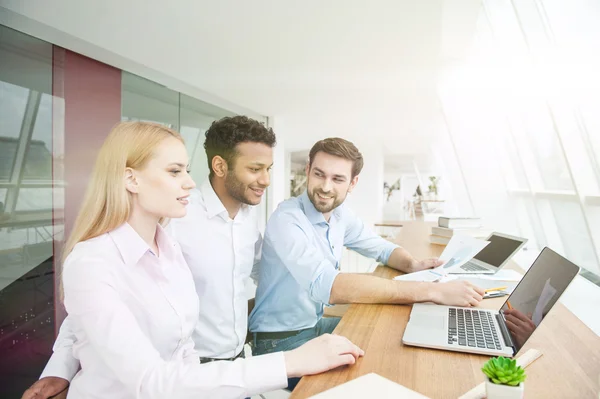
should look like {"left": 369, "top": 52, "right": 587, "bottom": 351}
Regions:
{"left": 343, "top": 209, "right": 399, "bottom": 265}
{"left": 265, "top": 212, "right": 340, "bottom": 305}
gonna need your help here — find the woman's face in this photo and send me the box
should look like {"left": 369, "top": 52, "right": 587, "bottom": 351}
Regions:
{"left": 128, "top": 137, "right": 196, "bottom": 220}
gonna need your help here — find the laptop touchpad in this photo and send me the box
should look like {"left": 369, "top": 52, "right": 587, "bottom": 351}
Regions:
{"left": 410, "top": 314, "right": 445, "bottom": 330}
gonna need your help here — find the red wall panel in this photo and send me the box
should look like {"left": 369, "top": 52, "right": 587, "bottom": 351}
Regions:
{"left": 52, "top": 47, "right": 121, "bottom": 325}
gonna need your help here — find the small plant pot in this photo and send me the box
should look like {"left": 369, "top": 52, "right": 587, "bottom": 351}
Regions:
{"left": 485, "top": 378, "right": 524, "bottom": 399}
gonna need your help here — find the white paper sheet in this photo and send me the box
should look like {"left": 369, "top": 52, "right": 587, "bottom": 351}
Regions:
{"left": 464, "top": 269, "right": 523, "bottom": 281}
{"left": 310, "top": 372, "right": 431, "bottom": 399}
{"left": 393, "top": 269, "right": 446, "bottom": 282}
{"left": 393, "top": 270, "right": 520, "bottom": 294}
{"left": 394, "top": 234, "right": 489, "bottom": 282}
{"left": 438, "top": 234, "right": 490, "bottom": 272}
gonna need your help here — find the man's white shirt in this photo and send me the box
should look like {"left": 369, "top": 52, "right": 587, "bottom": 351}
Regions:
{"left": 167, "top": 180, "right": 262, "bottom": 359}
{"left": 41, "top": 179, "right": 263, "bottom": 380}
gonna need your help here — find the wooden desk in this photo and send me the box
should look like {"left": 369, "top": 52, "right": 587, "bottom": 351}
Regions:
{"left": 292, "top": 221, "right": 600, "bottom": 398}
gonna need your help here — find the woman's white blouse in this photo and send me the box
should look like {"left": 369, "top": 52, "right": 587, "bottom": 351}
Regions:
{"left": 62, "top": 223, "right": 287, "bottom": 399}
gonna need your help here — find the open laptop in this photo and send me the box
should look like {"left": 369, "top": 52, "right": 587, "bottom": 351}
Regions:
{"left": 448, "top": 232, "right": 528, "bottom": 274}
{"left": 402, "top": 247, "right": 580, "bottom": 357}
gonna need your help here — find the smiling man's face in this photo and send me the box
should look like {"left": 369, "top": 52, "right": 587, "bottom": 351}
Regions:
{"left": 224, "top": 141, "right": 273, "bottom": 206}
{"left": 306, "top": 151, "right": 358, "bottom": 217}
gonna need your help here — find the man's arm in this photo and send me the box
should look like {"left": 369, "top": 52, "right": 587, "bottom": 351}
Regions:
{"left": 266, "top": 210, "right": 483, "bottom": 308}
{"left": 264, "top": 211, "right": 340, "bottom": 306}
{"left": 385, "top": 246, "right": 443, "bottom": 273}
{"left": 385, "top": 246, "right": 417, "bottom": 272}
{"left": 343, "top": 209, "right": 442, "bottom": 273}
{"left": 22, "top": 316, "right": 80, "bottom": 399}
{"left": 329, "top": 274, "right": 484, "bottom": 307}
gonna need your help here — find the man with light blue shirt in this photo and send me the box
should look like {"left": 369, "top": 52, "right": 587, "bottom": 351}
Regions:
{"left": 250, "top": 138, "right": 484, "bottom": 389}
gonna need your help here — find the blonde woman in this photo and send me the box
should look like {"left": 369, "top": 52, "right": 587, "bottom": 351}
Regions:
{"left": 52, "top": 122, "right": 363, "bottom": 399}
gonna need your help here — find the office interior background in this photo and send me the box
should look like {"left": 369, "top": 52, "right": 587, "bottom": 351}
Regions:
{"left": 0, "top": 0, "right": 599, "bottom": 395}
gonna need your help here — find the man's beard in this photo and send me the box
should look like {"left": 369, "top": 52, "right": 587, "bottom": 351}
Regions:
{"left": 225, "top": 170, "right": 259, "bottom": 205}
{"left": 308, "top": 187, "right": 345, "bottom": 213}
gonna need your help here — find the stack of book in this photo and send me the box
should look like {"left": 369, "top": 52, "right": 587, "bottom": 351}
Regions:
{"left": 429, "top": 217, "right": 490, "bottom": 245}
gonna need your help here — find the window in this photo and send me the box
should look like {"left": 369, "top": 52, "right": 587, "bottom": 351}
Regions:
{"left": 0, "top": 25, "right": 56, "bottom": 396}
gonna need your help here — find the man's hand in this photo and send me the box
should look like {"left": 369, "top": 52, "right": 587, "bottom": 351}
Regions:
{"left": 430, "top": 280, "right": 485, "bottom": 307}
{"left": 21, "top": 377, "right": 69, "bottom": 399}
{"left": 406, "top": 257, "right": 444, "bottom": 273}
{"left": 504, "top": 309, "right": 536, "bottom": 348}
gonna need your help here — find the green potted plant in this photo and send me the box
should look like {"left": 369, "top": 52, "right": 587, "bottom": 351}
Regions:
{"left": 427, "top": 176, "right": 440, "bottom": 199}
{"left": 482, "top": 356, "right": 526, "bottom": 399}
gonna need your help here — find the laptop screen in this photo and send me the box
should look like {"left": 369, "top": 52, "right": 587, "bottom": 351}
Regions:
{"left": 500, "top": 247, "right": 580, "bottom": 353}
{"left": 474, "top": 234, "right": 524, "bottom": 268}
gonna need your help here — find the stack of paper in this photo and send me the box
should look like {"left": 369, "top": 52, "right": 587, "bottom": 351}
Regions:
{"left": 310, "top": 373, "right": 431, "bottom": 399}
{"left": 437, "top": 234, "right": 490, "bottom": 271}
{"left": 395, "top": 234, "right": 490, "bottom": 282}
{"left": 393, "top": 235, "right": 523, "bottom": 293}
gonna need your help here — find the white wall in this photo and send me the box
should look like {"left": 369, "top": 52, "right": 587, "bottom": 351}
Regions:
{"left": 343, "top": 139, "right": 385, "bottom": 229}
{"left": 265, "top": 117, "right": 287, "bottom": 217}
{"left": 0, "top": 0, "right": 495, "bottom": 231}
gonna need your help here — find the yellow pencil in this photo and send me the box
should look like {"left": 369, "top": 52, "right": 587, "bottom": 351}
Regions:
{"left": 484, "top": 286, "right": 508, "bottom": 293}
{"left": 507, "top": 301, "right": 513, "bottom": 310}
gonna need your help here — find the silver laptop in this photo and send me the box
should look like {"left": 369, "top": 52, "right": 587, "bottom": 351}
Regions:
{"left": 403, "top": 247, "right": 580, "bottom": 357}
{"left": 448, "top": 232, "right": 528, "bottom": 275}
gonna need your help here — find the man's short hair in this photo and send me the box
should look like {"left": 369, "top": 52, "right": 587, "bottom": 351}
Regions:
{"left": 308, "top": 138, "right": 364, "bottom": 178}
{"left": 204, "top": 116, "right": 276, "bottom": 177}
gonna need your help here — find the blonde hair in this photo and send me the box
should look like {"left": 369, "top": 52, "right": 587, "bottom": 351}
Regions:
{"left": 61, "top": 121, "right": 183, "bottom": 268}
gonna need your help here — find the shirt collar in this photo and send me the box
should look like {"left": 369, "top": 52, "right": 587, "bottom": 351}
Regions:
{"left": 300, "top": 191, "right": 325, "bottom": 225}
{"left": 201, "top": 179, "right": 228, "bottom": 219}
{"left": 200, "top": 178, "right": 250, "bottom": 221}
{"left": 300, "top": 190, "right": 344, "bottom": 226}
{"left": 109, "top": 222, "right": 177, "bottom": 266}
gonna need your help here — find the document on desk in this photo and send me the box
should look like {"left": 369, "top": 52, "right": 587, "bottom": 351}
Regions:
{"left": 393, "top": 269, "right": 446, "bottom": 282}
{"left": 438, "top": 234, "right": 490, "bottom": 271}
{"left": 309, "top": 372, "right": 431, "bottom": 399}
{"left": 465, "top": 269, "right": 523, "bottom": 281}
{"left": 393, "top": 234, "right": 489, "bottom": 283}
{"left": 458, "top": 277, "right": 518, "bottom": 293}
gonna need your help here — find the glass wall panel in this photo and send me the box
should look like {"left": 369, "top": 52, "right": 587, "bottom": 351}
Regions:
{"left": 0, "top": 82, "right": 28, "bottom": 180}
{"left": 121, "top": 72, "right": 180, "bottom": 129}
{"left": 0, "top": 25, "right": 56, "bottom": 397}
{"left": 24, "top": 93, "right": 53, "bottom": 181}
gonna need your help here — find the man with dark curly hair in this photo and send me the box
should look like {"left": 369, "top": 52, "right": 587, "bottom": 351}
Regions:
{"left": 203, "top": 115, "right": 276, "bottom": 206}
{"left": 168, "top": 115, "right": 275, "bottom": 364}
{"left": 26, "top": 116, "right": 277, "bottom": 398}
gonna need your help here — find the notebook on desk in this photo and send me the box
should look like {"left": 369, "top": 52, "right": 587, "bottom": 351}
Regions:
{"left": 309, "top": 373, "right": 430, "bottom": 399}
{"left": 403, "top": 247, "right": 579, "bottom": 357}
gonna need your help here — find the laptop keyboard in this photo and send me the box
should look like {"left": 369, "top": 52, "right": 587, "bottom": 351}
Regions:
{"left": 448, "top": 308, "right": 502, "bottom": 350}
{"left": 460, "top": 261, "right": 489, "bottom": 272}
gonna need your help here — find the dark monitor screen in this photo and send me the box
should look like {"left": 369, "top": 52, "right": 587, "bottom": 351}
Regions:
{"left": 500, "top": 247, "right": 580, "bottom": 353}
{"left": 474, "top": 234, "right": 524, "bottom": 267}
